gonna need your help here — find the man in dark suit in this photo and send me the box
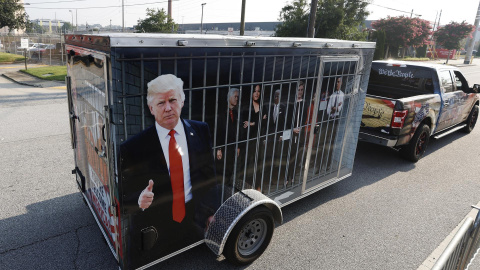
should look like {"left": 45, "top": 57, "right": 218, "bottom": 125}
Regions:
{"left": 120, "top": 74, "right": 219, "bottom": 268}
{"left": 260, "top": 89, "right": 286, "bottom": 191}
{"left": 285, "top": 81, "right": 308, "bottom": 186}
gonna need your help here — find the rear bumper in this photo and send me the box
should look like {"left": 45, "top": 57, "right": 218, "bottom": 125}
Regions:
{"left": 358, "top": 131, "right": 398, "bottom": 147}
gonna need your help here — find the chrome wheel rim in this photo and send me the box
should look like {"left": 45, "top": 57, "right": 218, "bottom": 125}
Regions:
{"left": 237, "top": 218, "right": 267, "bottom": 256}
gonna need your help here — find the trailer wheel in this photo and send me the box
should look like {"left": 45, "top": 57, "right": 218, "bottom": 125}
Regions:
{"left": 400, "top": 124, "right": 430, "bottom": 162}
{"left": 462, "top": 105, "right": 478, "bottom": 133}
{"left": 224, "top": 206, "right": 274, "bottom": 265}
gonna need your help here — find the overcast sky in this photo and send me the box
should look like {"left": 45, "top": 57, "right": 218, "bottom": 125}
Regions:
{"left": 24, "top": 0, "right": 479, "bottom": 29}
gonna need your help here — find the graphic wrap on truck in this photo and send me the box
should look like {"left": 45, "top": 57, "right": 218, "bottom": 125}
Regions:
{"left": 69, "top": 51, "right": 122, "bottom": 259}
{"left": 361, "top": 96, "right": 396, "bottom": 132}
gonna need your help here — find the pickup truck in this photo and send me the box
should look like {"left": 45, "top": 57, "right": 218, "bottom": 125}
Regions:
{"left": 359, "top": 61, "right": 479, "bottom": 162}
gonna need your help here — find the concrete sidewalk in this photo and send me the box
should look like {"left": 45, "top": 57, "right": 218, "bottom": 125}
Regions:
{"left": 1, "top": 70, "right": 65, "bottom": 88}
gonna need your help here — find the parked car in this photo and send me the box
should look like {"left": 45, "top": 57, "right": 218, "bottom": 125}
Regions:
{"left": 359, "top": 60, "right": 479, "bottom": 162}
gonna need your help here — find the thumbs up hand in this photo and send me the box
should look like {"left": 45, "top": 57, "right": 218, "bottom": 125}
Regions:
{"left": 138, "top": 180, "right": 154, "bottom": 210}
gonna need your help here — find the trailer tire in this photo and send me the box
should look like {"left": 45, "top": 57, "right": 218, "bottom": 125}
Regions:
{"left": 224, "top": 206, "right": 274, "bottom": 265}
{"left": 462, "top": 105, "right": 478, "bottom": 133}
{"left": 400, "top": 124, "right": 430, "bottom": 162}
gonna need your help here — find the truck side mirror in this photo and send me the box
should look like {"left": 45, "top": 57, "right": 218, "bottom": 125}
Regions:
{"left": 473, "top": 84, "right": 479, "bottom": 93}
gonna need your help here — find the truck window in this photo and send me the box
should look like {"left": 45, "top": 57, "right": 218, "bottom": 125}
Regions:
{"left": 453, "top": 70, "right": 469, "bottom": 91}
{"left": 439, "top": 70, "right": 454, "bottom": 93}
{"left": 368, "top": 63, "right": 435, "bottom": 98}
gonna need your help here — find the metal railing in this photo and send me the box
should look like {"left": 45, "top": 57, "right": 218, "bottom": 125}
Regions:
{"left": 432, "top": 205, "right": 480, "bottom": 270}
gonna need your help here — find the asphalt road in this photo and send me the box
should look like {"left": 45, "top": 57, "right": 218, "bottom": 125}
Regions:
{"left": 0, "top": 63, "right": 479, "bottom": 270}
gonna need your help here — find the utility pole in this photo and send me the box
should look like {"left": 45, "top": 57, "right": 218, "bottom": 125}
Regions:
{"left": 307, "top": 0, "right": 318, "bottom": 38}
{"left": 464, "top": 0, "right": 480, "bottom": 64}
{"left": 168, "top": 0, "right": 172, "bottom": 18}
{"left": 240, "top": 0, "right": 246, "bottom": 36}
{"left": 110, "top": 19, "right": 112, "bottom": 31}
{"left": 201, "top": 3, "right": 206, "bottom": 34}
{"left": 76, "top": 9, "right": 78, "bottom": 31}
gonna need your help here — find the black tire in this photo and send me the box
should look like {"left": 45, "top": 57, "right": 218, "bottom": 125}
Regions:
{"left": 400, "top": 124, "right": 431, "bottom": 162}
{"left": 462, "top": 105, "right": 479, "bottom": 133}
{"left": 224, "top": 206, "right": 275, "bottom": 265}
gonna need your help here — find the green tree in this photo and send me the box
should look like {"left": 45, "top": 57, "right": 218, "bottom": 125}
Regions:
{"left": 135, "top": 8, "right": 178, "bottom": 33}
{"left": 372, "top": 16, "right": 431, "bottom": 58}
{"left": 275, "top": 0, "right": 370, "bottom": 40}
{"left": 0, "top": 0, "right": 28, "bottom": 32}
{"left": 373, "top": 30, "right": 385, "bottom": 60}
{"left": 25, "top": 20, "right": 43, "bottom": 34}
{"left": 434, "top": 21, "right": 474, "bottom": 63}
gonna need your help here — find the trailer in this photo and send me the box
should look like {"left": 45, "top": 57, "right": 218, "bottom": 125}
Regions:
{"left": 65, "top": 33, "right": 375, "bottom": 269}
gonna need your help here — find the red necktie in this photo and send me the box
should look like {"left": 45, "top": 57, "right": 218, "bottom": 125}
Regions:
{"left": 229, "top": 109, "right": 234, "bottom": 122}
{"left": 168, "top": 130, "right": 185, "bottom": 223}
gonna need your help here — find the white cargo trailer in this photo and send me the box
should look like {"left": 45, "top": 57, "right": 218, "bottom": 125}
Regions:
{"left": 65, "top": 33, "right": 375, "bottom": 269}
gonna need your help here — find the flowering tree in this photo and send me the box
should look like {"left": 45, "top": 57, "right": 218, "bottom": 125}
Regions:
{"left": 372, "top": 16, "right": 432, "bottom": 58}
{"left": 434, "top": 21, "right": 474, "bottom": 63}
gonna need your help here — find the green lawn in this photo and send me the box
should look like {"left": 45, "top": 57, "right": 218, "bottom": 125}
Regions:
{"left": 0, "top": 52, "right": 26, "bottom": 63}
{"left": 20, "top": 65, "right": 67, "bottom": 81}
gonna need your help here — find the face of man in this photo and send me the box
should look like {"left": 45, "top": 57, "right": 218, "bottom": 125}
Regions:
{"left": 148, "top": 90, "right": 184, "bottom": 130}
{"left": 229, "top": 91, "right": 239, "bottom": 107}
{"left": 297, "top": 84, "right": 304, "bottom": 100}
{"left": 336, "top": 78, "right": 342, "bottom": 91}
{"left": 274, "top": 91, "right": 280, "bottom": 105}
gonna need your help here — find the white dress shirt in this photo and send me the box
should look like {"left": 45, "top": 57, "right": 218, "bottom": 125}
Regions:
{"left": 155, "top": 121, "right": 192, "bottom": 202}
{"left": 327, "top": 90, "right": 345, "bottom": 119}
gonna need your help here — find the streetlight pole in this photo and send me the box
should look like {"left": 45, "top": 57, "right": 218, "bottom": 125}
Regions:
{"left": 69, "top": 10, "right": 73, "bottom": 32}
{"left": 201, "top": 3, "right": 206, "bottom": 34}
{"left": 122, "top": 0, "right": 125, "bottom": 32}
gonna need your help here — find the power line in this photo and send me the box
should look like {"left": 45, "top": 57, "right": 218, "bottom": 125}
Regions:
{"left": 26, "top": 0, "right": 88, "bottom": 4}
{"left": 25, "top": 0, "right": 177, "bottom": 10}
{"left": 369, "top": 2, "right": 422, "bottom": 17}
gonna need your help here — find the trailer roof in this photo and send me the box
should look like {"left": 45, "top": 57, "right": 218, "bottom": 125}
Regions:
{"left": 65, "top": 33, "right": 375, "bottom": 51}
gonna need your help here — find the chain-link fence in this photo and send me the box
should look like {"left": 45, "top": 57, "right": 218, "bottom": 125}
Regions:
{"left": 0, "top": 33, "right": 66, "bottom": 66}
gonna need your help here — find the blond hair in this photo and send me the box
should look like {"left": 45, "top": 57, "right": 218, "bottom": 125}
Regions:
{"left": 146, "top": 74, "right": 185, "bottom": 105}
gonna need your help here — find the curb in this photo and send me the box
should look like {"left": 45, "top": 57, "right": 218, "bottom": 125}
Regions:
{"left": 1, "top": 73, "right": 41, "bottom": 87}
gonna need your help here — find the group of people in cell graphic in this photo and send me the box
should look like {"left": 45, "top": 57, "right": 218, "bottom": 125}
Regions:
{"left": 214, "top": 76, "right": 346, "bottom": 193}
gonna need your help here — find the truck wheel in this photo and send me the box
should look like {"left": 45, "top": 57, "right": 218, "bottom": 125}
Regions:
{"left": 224, "top": 206, "right": 274, "bottom": 265}
{"left": 400, "top": 124, "right": 430, "bottom": 162}
{"left": 462, "top": 105, "right": 478, "bottom": 133}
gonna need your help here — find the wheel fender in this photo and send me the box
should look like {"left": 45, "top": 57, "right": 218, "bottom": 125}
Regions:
{"left": 205, "top": 189, "right": 282, "bottom": 256}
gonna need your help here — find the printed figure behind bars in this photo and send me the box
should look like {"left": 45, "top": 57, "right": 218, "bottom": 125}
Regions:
{"left": 261, "top": 88, "right": 287, "bottom": 192}
{"left": 319, "top": 76, "right": 345, "bottom": 173}
{"left": 241, "top": 84, "right": 265, "bottom": 191}
{"left": 215, "top": 88, "right": 245, "bottom": 190}
{"left": 286, "top": 81, "right": 308, "bottom": 186}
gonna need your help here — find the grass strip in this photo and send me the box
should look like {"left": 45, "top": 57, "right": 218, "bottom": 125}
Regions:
{"left": 20, "top": 65, "right": 67, "bottom": 81}
{"left": 0, "top": 52, "right": 26, "bottom": 63}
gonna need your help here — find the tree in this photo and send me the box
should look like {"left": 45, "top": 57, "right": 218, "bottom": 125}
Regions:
{"left": 275, "top": 0, "right": 370, "bottom": 40}
{"left": 434, "top": 21, "right": 474, "bottom": 63}
{"left": 25, "top": 20, "right": 43, "bottom": 34}
{"left": 372, "top": 30, "right": 385, "bottom": 60}
{"left": 372, "top": 16, "right": 431, "bottom": 58}
{"left": 135, "top": 8, "right": 178, "bottom": 33}
{"left": 0, "top": 0, "right": 28, "bottom": 32}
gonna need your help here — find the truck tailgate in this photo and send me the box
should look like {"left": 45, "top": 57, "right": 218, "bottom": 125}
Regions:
{"left": 359, "top": 95, "right": 398, "bottom": 146}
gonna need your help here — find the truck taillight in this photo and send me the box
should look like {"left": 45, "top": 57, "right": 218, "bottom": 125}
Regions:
{"left": 391, "top": 110, "right": 408, "bottom": 128}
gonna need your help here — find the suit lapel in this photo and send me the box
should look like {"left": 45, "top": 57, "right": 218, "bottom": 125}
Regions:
{"left": 182, "top": 119, "right": 201, "bottom": 193}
